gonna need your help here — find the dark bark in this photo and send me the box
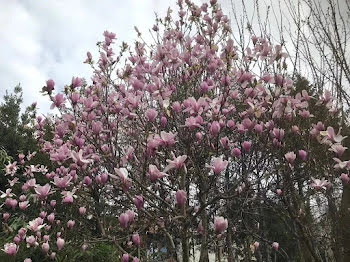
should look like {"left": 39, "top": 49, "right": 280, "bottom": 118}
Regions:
{"left": 341, "top": 183, "right": 350, "bottom": 261}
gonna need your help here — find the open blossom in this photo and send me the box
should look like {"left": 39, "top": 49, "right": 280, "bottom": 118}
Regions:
{"left": 214, "top": 216, "right": 228, "bottom": 233}
{"left": 329, "top": 144, "right": 347, "bottom": 156}
{"left": 160, "top": 131, "right": 177, "bottom": 146}
{"left": 0, "top": 189, "right": 14, "bottom": 198}
{"left": 50, "top": 94, "right": 65, "bottom": 109}
{"left": 71, "top": 150, "right": 91, "bottom": 165}
{"left": 5, "top": 162, "right": 17, "bottom": 176}
{"left": 35, "top": 184, "right": 51, "bottom": 199}
{"left": 28, "top": 217, "right": 45, "bottom": 232}
{"left": 333, "top": 158, "right": 350, "bottom": 170}
{"left": 62, "top": 191, "right": 76, "bottom": 204}
{"left": 164, "top": 154, "right": 187, "bottom": 172}
{"left": 311, "top": 177, "right": 331, "bottom": 191}
{"left": 3, "top": 243, "right": 18, "bottom": 256}
{"left": 145, "top": 108, "right": 158, "bottom": 122}
{"left": 320, "top": 126, "right": 347, "bottom": 143}
{"left": 284, "top": 152, "right": 296, "bottom": 164}
{"left": 53, "top": 175, "right": 72, "bottom": 189}
{"left": 148, "top": 165, "right": 167, "bottom": 182}
{"left": 19, "top": 201, "right": 30, "bottom": 210}
{"left": 71, "top": 77, "right": 83, "bottom": 88}
{"left": 26, "top": 236, "right": 37, "bottom": 247}
{"left": 185, "top": 116, "right": 202, "bottom": 129}
{"left": 207, "top": 156, "right": 228, "bottom": 175}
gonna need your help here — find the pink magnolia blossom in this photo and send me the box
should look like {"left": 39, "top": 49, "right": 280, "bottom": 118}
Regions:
{"left": 71, "top": 150, "right": 91, "bottom": 166}
{"left": 126, "top": 210, "right": 135, "bottom": 223}
{"left": 207, "top": 156, "right": 228, "bottom": 175}
{"left": 253, "top": 241, "right": 260, "bottom": 250}
{"left": 26, "top": 236, "right": 37, "bottom": 247}
{"left": 284, "top": 152, "right": 296, "bottom": 165}
{"left": 5, "top": 162, "right": 17, "bottom": 176}
{"left": 119, "top": 213, "right": 129, "bottom": 228}
{"left": 62, "top": 191, "right": 76, "bottom": 204}
{"left": 209, "top": 121, "right": 221, "bottom": 136}
{"left": 132, "top": 233, "right": 141, "bottom": 247}
{"left": 0, "top": 189, "right": 14, "bottom": 198}
{"left": 56, "top": 237, "right": 65, "bottom": 251}
{"left": 242, "top": 141, "right": 252, "bottom": 152}
{"left": 47, "top": 213, "right": 55, "bottom": 224}
{"left": 82, "top": 244, "right": 88, "bottom": 252}
{"left": 67, "top": 220, "right": 75, "bottom": 229}
{"left": 145, "top": 108, "right": 158, "bottom": 122}
{"left": 311, "top": 177, "right": 331, "bottom": 191}
{"left": 148, "top": 165, "right": 167, "bottom": 182}
{"left": 298, "top": 150, "right": 307, "bottom": 161}
{"left": 164, "top": 155, "right": 187, "bottom": 172}
{"left": 3, "top": 213, "right": 10, "bottom": 222}
{"left": 231, "top": 148, "right": 241, "bottom": 158}
{"left": 329, "top": 144, "right": 347, "bottom": 156}
{"left": 333, "top": 158, "right": 350, "bottom": 170}
{"left": 320, "top": 126, "right": 346, "bottom": 143}
{"left": 53, "top": 175, "right": 72, "bottom": 189}
{"left": 50, "top": 94, "right": 65, "bottom": 109}
{"left": 175, "top": 190, "right": 187, "bottom": 207}
{"left": 133, "top": 195, "right": 144, "bottom": 210}
{"left": 160, "top": 131, "right": 177, "bottom": 146}
{"left": 272, "top": 242, "right": 279, "bottom": 251}
{"left": 79, "top": 207, "right": 87, "bottom": 215}
{"left": 35, "top": 184, "right": 51, "bottom": 199}
{"left": 42, "top": 242, "right": 50, "bottom": 253}
{"left": 19, "top": 201, "right": 29, "bottom": 210}
{"left": 276, "top": 189, "right": 282, "bottom": 196}
{"left": 214, "top": 216, "right": 228, "bottom": 233}
{"left": 122, "top": 254, "right": 130, "bottom": 262}
{"left": 3, "top": 243, "right": 18, "bottom": 256}
{"left": 71, "top": 77, "right": 83, "bottom": 88}
{"left": 46, "top": 79, "right": 55, "bottom": 93}
{"left": 340, "top": 173, "right": 349, "bottom": 184}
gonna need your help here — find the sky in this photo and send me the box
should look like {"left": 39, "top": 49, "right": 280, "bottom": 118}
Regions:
{"left": 0, "top": 0, "right": 184, "bottom": 113}
{"left": 0, "top": 0, "right": 291, "bottom": 114}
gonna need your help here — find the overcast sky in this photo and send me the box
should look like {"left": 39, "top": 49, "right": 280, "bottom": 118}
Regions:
{"left": 0, "top": 0, "right": 270, "bottom": 114}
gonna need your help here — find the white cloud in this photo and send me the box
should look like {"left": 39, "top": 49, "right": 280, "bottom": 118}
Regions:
{"left": 0, "top": 0, "right": 178, "bottom": 114}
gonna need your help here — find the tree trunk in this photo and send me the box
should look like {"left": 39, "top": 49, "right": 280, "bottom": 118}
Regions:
{"left": 182, "top": 231, "right": 190, "bottom": 262}
{"left": 199, "top": 191, "right": 209, "bottom": 262}
{"left": 226, "top": 224, "right": 234, "bottom": 262}
{"left": 341, "top": 183, "right": 350, "bottom": 261}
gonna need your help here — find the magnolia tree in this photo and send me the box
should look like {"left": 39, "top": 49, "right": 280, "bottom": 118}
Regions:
{"left": 1, "top": 0, "right": 350, "bottom": 261}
